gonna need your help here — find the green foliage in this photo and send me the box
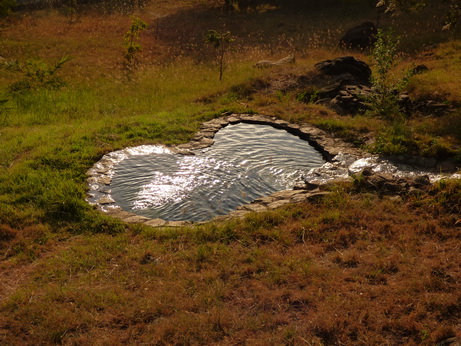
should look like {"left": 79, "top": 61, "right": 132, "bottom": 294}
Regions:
{"left": 420, "top": 136, "right": 454, "bottom": 158}
{"left": 367, "top": 29, "right": 414, "bottom": 120}
{"left": 315, "top": 117, "right": 369, "bottom": 147}
{"left": 223, "top": 0, "right": 259, "bottom": 12}
{"left": 223, "top": 0, "right": 236, "bottom": 9}
{"left": 443, "top": 0, "right": 461, "bottom": 30}
{"left": 371, "top": 120, "right": 416, "bottom": 155}
{"left": 123, "top": 16, "right": 148, "bottom": 67}
{"left": 296, "top": 86, "right": 320, "bottom": 103}
{"left": 377, "top": 0, "right": 461, "bottom": 30}
{"left": 204, "top": 30, "right": 233, "bottom": 50}
{"left": 455, "top": 148, "right": 461, "bottom": 163}
{"left": 0, "top": 97, "right": 11, "bottom": 125}
{"left": 8, "top": 56, "right": 73, "bottom": 95}
{"left": 205, "top": 30, "right": 234, "bottom": 81}
{"left": 0, "top": 0, "right": 16, "bottom": 18}
{"left": 377, "top": 0, "right": 427, "bottom": 13}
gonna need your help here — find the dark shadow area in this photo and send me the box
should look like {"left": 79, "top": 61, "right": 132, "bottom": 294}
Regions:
{"left": 147, "top": 1, "right": 381, "bottom": 62}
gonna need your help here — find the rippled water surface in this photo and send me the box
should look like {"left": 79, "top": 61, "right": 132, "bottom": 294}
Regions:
{"left": 110, "top": 123, "right": 326, "bottom": 221}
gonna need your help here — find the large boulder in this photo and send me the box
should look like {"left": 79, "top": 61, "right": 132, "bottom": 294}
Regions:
{"left": 314, "top": 56, "right": 371, "bottom": 85}
{"left": 306, "top": 56, "right": 372, "bottom": 114}
{"left": 340, "top": 22, "right": 378, "bottom": 50}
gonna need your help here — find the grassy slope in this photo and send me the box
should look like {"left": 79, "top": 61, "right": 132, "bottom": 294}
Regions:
{"left": 0, "top": 1, "right": 460, "bottom": 344}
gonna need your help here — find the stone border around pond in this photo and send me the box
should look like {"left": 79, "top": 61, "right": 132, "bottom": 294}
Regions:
{"left": 173, "top": 113, "right": 365, "bottom": 158}
{"left": 86, "top": 113, "right": 366, "bottom": 227}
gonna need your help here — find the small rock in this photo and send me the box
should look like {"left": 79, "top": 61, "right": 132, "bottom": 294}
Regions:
{"left": 123, "top": 215, "right": 151, "bottom": 224}
{"left": 254, "top": 54, "right": 295, "bottom": 69}
{"left": 229, "top": 210, "right": 249, "bottom": 219}
{"left": 102, "top": 176, "right": 112, "bottom": 185}
{"left": 201, "top": 131, "right": 216, "bottom": 138}
{"left": 145, "top": 218, "right": 167, "bottom": 227}
{"left": 413, "top": 175, "right": 431, "bottom": 187}
{"left": 293, "top": 183, "right": 307, "bottom": 190}
{"left": 305, "top": 191, "right": 331, "bottom": 200}
{"left": 109, "top": 210, "right": 136, "bottom": 220}
{"left": 270, "top": 189, "right": 304, "bottom": 199}
{"left": 166, "top": 220, "right": 188, "bottom": 227}
{"left": 407, "top": 186, "right": 424, "bottom": 196}
{"left": 385, "top": 195, "right": 403, "bottom": 203}
{"left": 291, "top": 194, "right": 310, "bottom": 203}
{"left": 381, "top": 181, "right": 404, "bottom": 194}
{"left": 98, "top": 196, "right": 115, "bottom": 205}
{"left": 241, "top": 203, "right": 267, "bottom": 213}
{"left": 360, "top": 167, "right": 374, "bottom": 176}
{"left": 87, "top": 176, "right": 98, "bottom": 184}
{"left": 227, "top": 116, "right": 241, "bottom": 123}
{"left": 140, "top": 253, "right": 157, "bottom": 264}
{"left": 437, "top": 337, "right": 461, "bottom": 346}
{"left": 412, "top": 64, "right": 429, "bottom": 74}
{"left": 267, "top": 200, "right": 290, "bottom": 209}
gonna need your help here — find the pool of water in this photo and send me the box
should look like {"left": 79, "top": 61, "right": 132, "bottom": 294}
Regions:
{"left": 109, "top": 123, "right": 326, "bottom": 221}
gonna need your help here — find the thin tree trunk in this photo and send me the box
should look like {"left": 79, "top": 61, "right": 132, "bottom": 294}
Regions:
{"left": 219, "top": 43, "right": 225, "bottom": 81}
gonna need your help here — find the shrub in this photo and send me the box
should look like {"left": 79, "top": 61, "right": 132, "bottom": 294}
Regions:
{"left": 0, "top": 0, "right": 16, "bottom": 18}
{"left": 366, "top": 29, "right": 414, "bottom": 120}
{"left": 8, "top": 56, "right": 72, "bottom": 95}
{"left": 296, "top": 86, "right": 320, "bottom": 103}
{"left": 123, "top": 16, "right": 148, "bottom": 68}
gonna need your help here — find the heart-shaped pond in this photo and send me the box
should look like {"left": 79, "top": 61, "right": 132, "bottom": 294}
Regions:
{"left": 104, "top": 123, "right": 326, "bottom": 222}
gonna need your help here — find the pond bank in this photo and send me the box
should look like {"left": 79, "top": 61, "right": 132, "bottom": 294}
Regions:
{"left": 87, "top": 113, "right": 460, "bottom": 226}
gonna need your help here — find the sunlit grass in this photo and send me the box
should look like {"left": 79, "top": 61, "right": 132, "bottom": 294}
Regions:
{"left": 404, "top": 40, "right": 461, "bottom": 102}
{"left": 0, "top": 47, "right": 267, "bottom": 238}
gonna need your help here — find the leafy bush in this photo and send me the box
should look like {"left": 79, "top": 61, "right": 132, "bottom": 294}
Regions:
{"left": 8, "top": 56, "right": 72, "bottom": 94}
{"left": 366, "top": 29, "right": 414, "bottom": 120}
{"left": 296, "top": 86, "right": 320, "bottom": 103}
{"left": 0, "top": 0, "right": 16, "bottom": 18}
{"left": 123, "top": 16, "right": 148, "bottom": 68}
{"left": 377, "top": 0, "right": 461, "bottom": 30}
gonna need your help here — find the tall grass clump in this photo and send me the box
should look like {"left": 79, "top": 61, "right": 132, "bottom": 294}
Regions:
{"left": 430, "top": 179, "right": 461, "bottom": 214}
{"left": 8, "top": 56, "right": 73, "bottom": 95}
{"left": 0, "top": 97, "right": 11, "bottom": 125}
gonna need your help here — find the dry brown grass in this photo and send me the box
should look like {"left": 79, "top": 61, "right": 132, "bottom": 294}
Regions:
{"left": 1, "top": 183, "right": 460, "bottom": 344}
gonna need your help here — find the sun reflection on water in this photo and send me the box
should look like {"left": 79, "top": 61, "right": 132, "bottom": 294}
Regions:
{"left": 109, "top": 123, "right": 326, "bottom": 221}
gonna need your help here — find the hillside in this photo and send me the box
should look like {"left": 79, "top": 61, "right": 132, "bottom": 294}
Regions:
{"left": 0, "top": 1, "right": 460, "bottom": 344}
